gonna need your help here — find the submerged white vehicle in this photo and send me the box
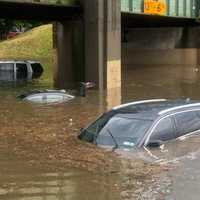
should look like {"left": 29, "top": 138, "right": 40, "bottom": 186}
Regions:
{"left": 0, "top": 60, "right": 43, "bottom": 81}
{"left": 19, "top": 90, "right": 75, "bottom": 104}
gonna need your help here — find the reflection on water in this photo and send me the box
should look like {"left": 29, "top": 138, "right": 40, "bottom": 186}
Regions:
{"left": 166, "top": 150, "right": 200, "bottom": 200}
{"left": 0, "top": 159, "right": 120, "bottom": 200}
{"left": 0, "top": 64, "right": 200, "bottom": 199}
{"left": 122, "top": 65, "right": 200, "bottom": 101}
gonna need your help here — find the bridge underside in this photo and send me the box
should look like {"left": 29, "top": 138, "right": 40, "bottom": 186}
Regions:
{"left": 0, "top": 1, "right": 82, "bottom": 20}
{"left": 122, "top": 13, "right": 200, "bottom": 28}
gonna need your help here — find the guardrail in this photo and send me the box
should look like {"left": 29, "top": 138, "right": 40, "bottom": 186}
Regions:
{"left": 121, "top": 0, "right": 199, "bottom": 18}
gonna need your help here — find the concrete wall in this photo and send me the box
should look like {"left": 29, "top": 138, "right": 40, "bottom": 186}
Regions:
{"left": 122, "top": 48, "right": 198, "bottom": 65}
{"left": 122, "top": 27, "right": 200, "bottom": 66}
{"left": 123, "top": 27, "right": 183, "bottom": 49}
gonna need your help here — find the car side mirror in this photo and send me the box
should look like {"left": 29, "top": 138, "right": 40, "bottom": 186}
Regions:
{"left": 80, "top": 127, "right": 84, "bottom": 132}
{"left": 147, "top": 140, "right": 163, "bottom": 148}
{"left": 78, "top": 128, "right": 85, "bottom": 136}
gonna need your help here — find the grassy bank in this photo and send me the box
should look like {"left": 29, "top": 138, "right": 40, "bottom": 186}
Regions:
{"left": 0, "top": 24, "right": 53, "bottom": 59}
{"left": 0, "top": 24, "right": 54, "bottom": 85}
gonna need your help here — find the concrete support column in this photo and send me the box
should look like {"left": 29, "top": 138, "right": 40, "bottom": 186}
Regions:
{"left": 82, "top": 0, "right": 121, "bottom": 91}
{"left": 105, "top": 0, "right": 121, "bottom": 90}
{"left": 54, "top": 21, "right": 74, "bottom": 89}
{"left": 53, "top": 20, "right": 84, "bottom": 89}
{"left": 105, "top": 0, "right": 122, "bottom": 108}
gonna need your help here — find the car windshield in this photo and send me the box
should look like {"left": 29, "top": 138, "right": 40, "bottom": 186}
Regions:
{"left": 96, "top": 116, "right": 153, "bottom": 148}
{"left": 79, "top": 112, "right": 115, "bottom": 143}
{"left": 79, "top": 113, "right": 153, "bottom": 148}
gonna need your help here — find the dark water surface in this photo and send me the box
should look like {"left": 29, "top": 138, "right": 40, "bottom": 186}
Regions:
{"left": 0, "top": 159, "right": 120, "bottom": 200}
{"left": 1, "top": 64, "right": 200, "bottom": 199}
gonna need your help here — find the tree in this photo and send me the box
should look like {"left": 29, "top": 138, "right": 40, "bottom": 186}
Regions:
{"left": 14, "top": 20, "right": 44, "bottom": 32}
{"left": 0, "top": 19, "right": 15, "bottom": 40}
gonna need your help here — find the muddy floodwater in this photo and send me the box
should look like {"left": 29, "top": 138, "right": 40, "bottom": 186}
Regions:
{"left": 1, "top": 63, "right": 200, "bottom": 199}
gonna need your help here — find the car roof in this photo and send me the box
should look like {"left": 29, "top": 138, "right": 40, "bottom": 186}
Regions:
{"left": 113, "top": 99, "right": 200, "bottom": 120}
{"left": 114, "top": 113, "right": 157, "bottom": 121}
{"left": 18, "top": 89, "right": 68, "bottom": 99}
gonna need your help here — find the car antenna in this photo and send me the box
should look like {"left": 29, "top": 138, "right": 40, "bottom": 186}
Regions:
{"left": 186, "top": 98, "right": 190, "bottom": 103}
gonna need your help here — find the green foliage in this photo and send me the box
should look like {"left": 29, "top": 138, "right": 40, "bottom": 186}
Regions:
{"left": 14, "top": 20, "right": 44, "bottom": 31}
{"left": 0, "top": 19, "right": 15, "bottom": 40}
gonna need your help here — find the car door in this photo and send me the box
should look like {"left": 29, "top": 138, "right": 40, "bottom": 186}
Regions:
{"left": 147, "top": 117, "right": 176, "bottom": 144}
{"left": 173, "top": 110, "right": 200, "bottom": 138}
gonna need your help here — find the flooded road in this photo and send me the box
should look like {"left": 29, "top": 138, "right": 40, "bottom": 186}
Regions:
{"left": 166, "top": 150, "right": 200, "bottom": 200}
{"left": 0, "top": 63, "right": 200, "bottom": 199}
{"left": 0, "top": 159, "right": 120, "bottom": 200}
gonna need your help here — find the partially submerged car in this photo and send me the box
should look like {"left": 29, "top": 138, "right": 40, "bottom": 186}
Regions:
{"left": 79, "top": 99, "right": 200, "bottom": 149}
{"left": 19, "top": 89, "right": 75, "bottom": 104}
{"left": 0, "top": 60, "right": 43, "bottom": 81}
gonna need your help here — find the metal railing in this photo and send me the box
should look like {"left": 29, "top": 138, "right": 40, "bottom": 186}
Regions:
{"left": 121, "top": 0, "right": 200, "bottom": 18}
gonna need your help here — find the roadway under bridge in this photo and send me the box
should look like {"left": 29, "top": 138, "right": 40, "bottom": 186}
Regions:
{"left": 0, "top": 0, "right": 199, "bottom": 93}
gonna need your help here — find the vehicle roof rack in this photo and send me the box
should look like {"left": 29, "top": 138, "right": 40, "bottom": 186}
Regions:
{"left": 159, "top": 103, "right": 200, "bottom": 115}
{"left": 113, "top": 99, "right": 167, "bottom": 110}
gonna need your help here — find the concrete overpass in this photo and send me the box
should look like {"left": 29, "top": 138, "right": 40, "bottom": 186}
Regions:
{"left": 0, "top": 0, "right": 199, "bottom": 92}
{"left": 0, "top": 0, "right": 81, "bottom": 20}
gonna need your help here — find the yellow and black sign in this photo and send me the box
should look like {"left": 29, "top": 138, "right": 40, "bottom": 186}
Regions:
{"left": 144, "top": 0, "right": 166, "bottom": 15}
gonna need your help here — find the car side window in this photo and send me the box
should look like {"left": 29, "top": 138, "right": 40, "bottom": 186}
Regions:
{"left": 31, "top": 63, "right": 43, "bottom": 78}
{"left": 0, "top": 63, "right": 14, "bottom": 71}
{"left": 0, "top": 63, "right": 14, "bottom": 81}
{"left": 149, "top": 117, "right": 175, "bottom": 142}
{"left": 16, "top": 63, "right": 28, "bottom": 79}
{"left": 174, "top": 111, "right": 200, "bottom": 137}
